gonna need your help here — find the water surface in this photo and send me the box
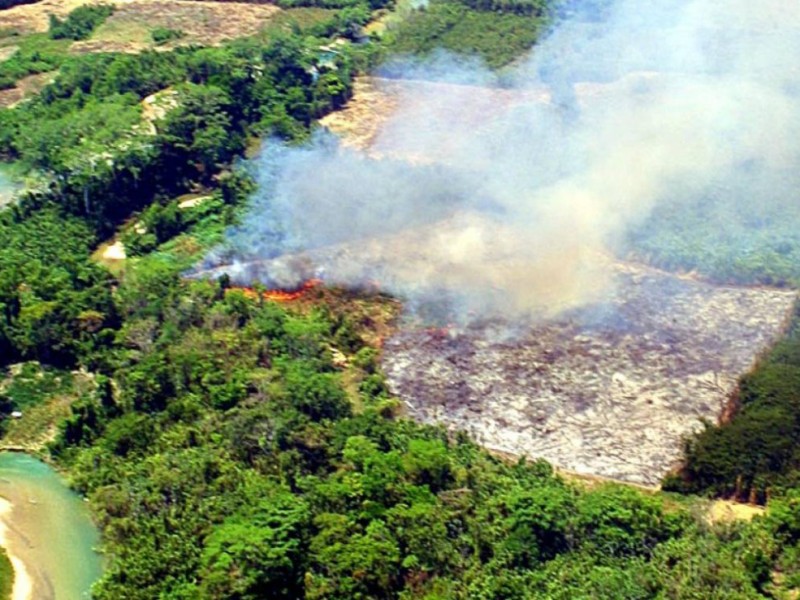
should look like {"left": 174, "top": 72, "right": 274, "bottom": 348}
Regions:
{"left": 0, "top": 453, "right": 102, "bottom": 599}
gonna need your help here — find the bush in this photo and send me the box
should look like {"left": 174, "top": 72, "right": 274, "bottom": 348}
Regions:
{"left": 151, "top": 27, "right": 185, "bottom": 45}
{"left": 49, "top": 4, "right": 114, "bottom": 41}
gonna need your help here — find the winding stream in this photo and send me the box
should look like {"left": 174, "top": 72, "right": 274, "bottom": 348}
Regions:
{"left": 0, "top": 453, "right": 103, "bottom": 599}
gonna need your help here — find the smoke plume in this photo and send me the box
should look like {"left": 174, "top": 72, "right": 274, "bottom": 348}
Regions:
{"left": 208, "top": 0, "right": 800, "bottom": 323}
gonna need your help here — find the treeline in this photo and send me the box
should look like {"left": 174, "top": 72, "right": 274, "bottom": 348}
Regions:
{"left": 49, "top": 262, "right": 798, "bottom": 598}
{"left": 0, "top": 5, "right": 365, "bottom": 369}
{"left": 665, "top": 305, "right": 800, "bottom": 503}
{"left": 0, "top": 34, "right": 355, "bottom": 236}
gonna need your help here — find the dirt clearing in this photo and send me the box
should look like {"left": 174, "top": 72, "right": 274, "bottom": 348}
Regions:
{"left": 0, "top": 0, "right": 281, "bottom": 48}
{"left": 382, "top": 265, "right": 796, "bottom": 485}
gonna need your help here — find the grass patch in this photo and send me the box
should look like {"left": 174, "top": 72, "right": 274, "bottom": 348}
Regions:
{"left": 0, "top": 33, "right": 69, "bottom": 89}
{"left": 384, "top": 0, "right": 548, "bottom": 68}
{"left": 0, "top": 362, "right": 88, "bottom": 450}
{"left": 260, "top": 7, "right": 341, "bottom": 38}
{"left": 1, "top": 362, "right": 74, "bottom": 412}
{"left": 91, "top": 17, "right": 152, "bottom": 46}
{"left": 0, "top": 548, "right": 11, "bottom": 600}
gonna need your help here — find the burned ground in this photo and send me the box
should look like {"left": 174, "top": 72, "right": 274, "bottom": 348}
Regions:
{"left": 383, "top": 264, "right": 796, "bottom": 485}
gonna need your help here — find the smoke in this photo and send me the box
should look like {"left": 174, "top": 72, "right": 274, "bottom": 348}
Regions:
{"left": 208, "top": 0, "right": 800, "bottom": 323}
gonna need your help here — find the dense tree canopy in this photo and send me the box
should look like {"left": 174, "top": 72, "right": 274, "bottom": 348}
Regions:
{"left": 0, "top": 1, "right": 799, "bottom": 598}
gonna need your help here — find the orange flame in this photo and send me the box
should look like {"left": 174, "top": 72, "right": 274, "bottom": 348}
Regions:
{"left": 228, "top": 279, "right": 322, "bottom": 303}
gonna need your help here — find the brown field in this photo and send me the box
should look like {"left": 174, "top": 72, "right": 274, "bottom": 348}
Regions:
{"left": 0, "top": 0, "right": 283, "bottom": 49}
{"left": 320, "top": 76, "right": 552, "bottom": 153}
{"left": 75, "top": 0, "right": 281, "bottom": 53}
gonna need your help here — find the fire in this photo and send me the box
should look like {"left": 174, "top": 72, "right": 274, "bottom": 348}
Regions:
{"left": 228, "top": 279, "right": 322, "bottom": 303}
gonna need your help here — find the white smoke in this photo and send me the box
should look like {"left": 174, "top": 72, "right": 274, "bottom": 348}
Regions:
{"left": 211, "top": 0, "right": 800, "bottom": 322}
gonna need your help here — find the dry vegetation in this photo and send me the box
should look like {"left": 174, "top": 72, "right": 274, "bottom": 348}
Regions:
{"left": 316, "top": 75, "right": 800, "bottom": 486}
{"left": 75, "top": 0, "right": 282, "bottom": 53}
{"left": 319, "top": 76, "right": 552, "bottom": 153}
{"left": 0, "top": 366, "right": 95, "bottom": 452}
{"left": 0, "top": 0, "right": 284, "bottom": 52}
{"left": 0, "top": 0, "right": 97, "bottom": 34}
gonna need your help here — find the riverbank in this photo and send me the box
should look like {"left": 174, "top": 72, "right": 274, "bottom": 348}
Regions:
{"left": 0, "top": 453, "right": 103, "bottom": 600}
{"left": 0, "top": 498, "right": 33, "bottom": 600}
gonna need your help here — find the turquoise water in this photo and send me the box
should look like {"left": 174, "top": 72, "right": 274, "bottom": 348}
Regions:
{"left": 0, "top": 165, "right": 19, "bottom": 206}
{"left": 0, "top": 453, "right": 103, "bottom": 599}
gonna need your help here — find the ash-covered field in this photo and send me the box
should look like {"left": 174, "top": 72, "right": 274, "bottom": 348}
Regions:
{"left": 210, "top": 0, "right": 800, "bottom": 485}
{"left": 383, "top": 263, "right": 796, "bottom": 485}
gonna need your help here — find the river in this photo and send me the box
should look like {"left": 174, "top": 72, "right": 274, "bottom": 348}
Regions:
{"left": 0, "top": 453, "right": 103, "bottom": 600}
{"left": 0, "top": 166, "right": 19, "bottom": 209}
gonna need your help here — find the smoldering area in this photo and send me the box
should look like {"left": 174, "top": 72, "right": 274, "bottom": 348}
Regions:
{"left": 195, "top": 0, "right": 800, "bottom": 482}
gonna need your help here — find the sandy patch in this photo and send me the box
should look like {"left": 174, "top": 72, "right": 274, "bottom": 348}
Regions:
{"left": 0, "top": 46, "right": 19, "bottom": 62}
{"left": 706, "top": 499, "right": 764, "bottom": 524}
{"left": 178, "top": 194, "right": 211, "bottom": 209}
{"left": 0, "top": 497, "right": 32, "bottom": 600}
{"left": 102, "top": 240, "right": 126, "bottom": 260}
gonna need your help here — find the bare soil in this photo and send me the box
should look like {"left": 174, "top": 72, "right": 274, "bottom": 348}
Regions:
{"left": 0, "top": 0, "right": 280, "bottom": 48}
{"left": 0, "top": 71, "right": 54, "bottom": 108}
{"left": 75, "top": 0, "right": 281, "bottom": 53}
{"left": 382, "top": 264, "right": 796, "bottom": 485}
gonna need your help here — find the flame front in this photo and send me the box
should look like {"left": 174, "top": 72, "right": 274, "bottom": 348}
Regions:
{"left": 228, "top": 279, "right": 322, "bottom": 303}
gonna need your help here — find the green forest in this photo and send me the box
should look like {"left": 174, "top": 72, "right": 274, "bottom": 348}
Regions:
{"left": 0, "top": 0, "right": 799, "bottom": 598}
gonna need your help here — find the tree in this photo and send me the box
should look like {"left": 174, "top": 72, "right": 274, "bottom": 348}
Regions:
{"left": 200, "top": 493, "right": 310, "bottom": 599}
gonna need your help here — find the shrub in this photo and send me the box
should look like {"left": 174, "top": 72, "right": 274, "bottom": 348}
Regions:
{"left": 49, "top": 4, "right": 114, "bottom": 41}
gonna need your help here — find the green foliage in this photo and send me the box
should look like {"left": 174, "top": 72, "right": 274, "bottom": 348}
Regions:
{"left": 0, "top": 36, "right": 353, "bottom": 234}
{"left": 0, "top": 210, "right": 115, "bottom": 367}
{"left": 385, "top": 0, "right": 549, "bottom": 68}
{"left": 49, "top": 4, "right": 115, "bottom": 41}
{"left": 200, "top": 491, "right": 311, "bottom": 599}
{"left": 0, "top": 547, "right": 11, "bottom": 600}
{"left": 626, "top": 196, "right": 800, "bottom": 287}
{"left": 668, "top": 307, "right": 800, "bottom": 501}
{"left": 157, "top": 83, "right": 242, "bottom": 183}
{"left": 150, "top": 27, "right": 185, "bottom": 46}
{"left": 2, "top": 3, "right": 799, "bottom": 598}
{"left": 0, "top": 34, "right": 69, "bottom": 91}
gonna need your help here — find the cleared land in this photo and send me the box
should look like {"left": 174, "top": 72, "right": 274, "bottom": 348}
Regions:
{"left": 383, "top": 265, "right": 796, "bottom": 485}
{"left": 319, "top": 74, "right": 799, "bottom": 485}
{"left": 0, "top": 0, "right": 279, "bottom": 42}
